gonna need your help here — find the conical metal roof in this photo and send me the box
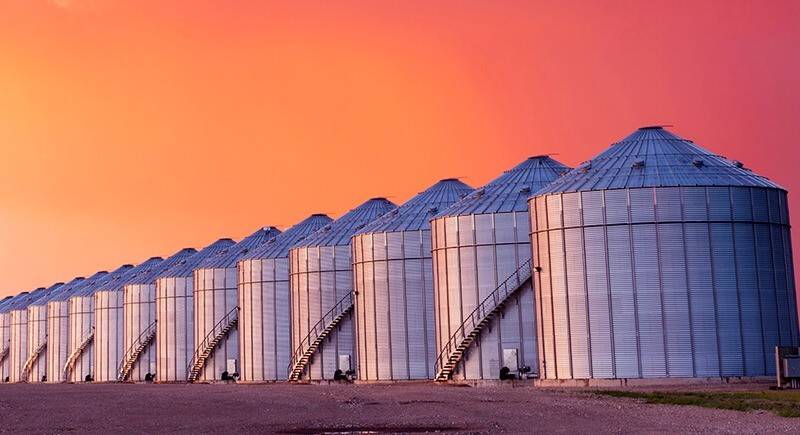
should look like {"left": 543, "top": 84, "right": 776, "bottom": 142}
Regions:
{"left": 243, "top": 214, "right": 333, "bottom": 260}
{"left": 537, "top": 126, "right": 783, "bottom": 195}
{"left": 295, "top": 198, "right": 397, "bottom": 248}
{"left": 33, "top": 276, "right": 87, "bottom": 305}
{"left": 158, "top": 238, "right": 236, "bottom": 278}
{"left": 436, "top": 156, "right": 570, "bottom": 217}
{"left": 357, "top": 179, "right": 473, "bottom": 234}
{"left": 1, "top": 287, "right": 46, "bottom": 313}
{"left": 126, "top": 248, "right": 197, "bottom": 285}
{"left": 64, "top": 265, "right": 131, "bottom": 299}
{"left": 22, "top": 282, "right": 65, "bottom": 307}
{"left": 197, "top": 227, "right": 281, "bottom": 269}
{"left": 98, "top": 257, "right": 165, "bottom": 292}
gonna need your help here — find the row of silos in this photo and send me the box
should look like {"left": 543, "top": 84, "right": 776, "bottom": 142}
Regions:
{"left": 1, "top": 126, "right": 797, "bottom": 384}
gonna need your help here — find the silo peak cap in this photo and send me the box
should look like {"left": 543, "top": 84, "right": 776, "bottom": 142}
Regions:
{"left": 638, "top": 125, "right": 672, "bottom": 130}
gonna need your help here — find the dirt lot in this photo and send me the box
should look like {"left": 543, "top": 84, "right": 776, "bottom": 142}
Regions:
{"left": 1, "top": 382, "right": 799, "bottom": 434}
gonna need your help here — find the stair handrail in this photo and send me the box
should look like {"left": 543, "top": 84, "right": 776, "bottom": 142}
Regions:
{"left": 63, "top": 327, "right": 94, "bottom": 382}
{"left": 186, "top": 306, "right": 238, "bottom": 381}
{"left": 287, "top": 291, "right": 353, "bottom": 377}
{"left": 0, "top": 343, "right": 9, "bottom": 363}
{"left": 117, "top": 320, "right": 158, "bottom": 382}
{"left": 22, "top": 337, "right": 48, "bottom": 381}
{"left": 433, "top": 259, "right": 532, "bottom": 379}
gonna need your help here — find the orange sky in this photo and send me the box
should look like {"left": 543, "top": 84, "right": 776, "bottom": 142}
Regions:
{"left": 1, "top": 0, "right": 798, "bottom": 295}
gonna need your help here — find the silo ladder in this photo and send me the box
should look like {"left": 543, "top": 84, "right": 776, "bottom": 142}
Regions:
{"left": 287, "top": 292, "right": 354, "bottom": 382}
{"left": 0, "top": 344, "right": 9, "bottom": 365}
{"left": 63, "top": 329, "right": 94, "bottom": 382}
{"left": 434, "top": 259, "right": 532, "bottom": 382}
{"left": 21, "top": 338, "right": 48, "bottom": 382}
{"left": 187, "top": 307, "right": 238, "bottom": 383}
{"left": 117, "top": 320, "right": 157, "bottom": 382}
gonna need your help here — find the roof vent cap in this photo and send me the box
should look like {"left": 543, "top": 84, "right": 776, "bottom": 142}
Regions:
{"left": 692, "top": 159, "right": 705, "bottom": 168}
{"left": 519, "top": 186, "right": 531, "bottom": 195}
{"left": 632, "top": 159, "right": 646, "bottom": 169}
{"left": 732, "top": 160, "right": 745, "bottom": 169}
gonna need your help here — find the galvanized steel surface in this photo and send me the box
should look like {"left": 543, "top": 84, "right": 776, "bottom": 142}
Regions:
{"left": 353, "top": 180, "right": 473, "bottom": 380}
{"left": 122, "top": 249, "right": 197, "bottom": 382}
{"left": 290, "top": 198, "right": 396, "bottom": 380}
{"left": 155, "top": 239, "right": 235, "bottom": 382}
{"left": 93, "top": 257, "right": 165, "bottom": 382}
{"left": 431, "top": 156, "right": 569, "bottom": 380}
{"left": 531, "top": 127, "right": 798, "bottom": 380}
{"left": 238, "top": 214, "right": 333, "bottom": 381}
{"left": 9, "top": 284, "right": 62, "bottom": 382}
{"left": 46, "top": 272, "right": 108, "bottom": 383}
{"left": 193, "top": 228, "right": 280, "bottom": 381}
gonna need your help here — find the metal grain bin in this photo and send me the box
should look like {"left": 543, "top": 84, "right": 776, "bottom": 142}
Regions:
{"left": 191, "top": 228, "right": 280, "bottom": 382}
{"left": 431, "top": 156, "right": 570, "bottom": 381}
{"left": 65, "top": 265, "right": 134, "bottom": 383}
{"left": 155, "top": 239, "right": 235, "bottom": 383}
{"left": 120, "top": 248, "right": 197, "bottom": 382}
{"left": 94, "top": 257, "right": 165, "bottom": 382}
{"left": 25, "top": 277, "right": 86, "bottom": 383}
{"left": 353, "top": 179, "right": 473, "bottom": 381}
{"left": 237, "top": 214, "right": 333, "bottom": 382}
{"left": 9, "top": 286, "right": 53, "bottom": 382}
{"left": 1, "top": 292, "right": 28, "bottom": 382}
{"left": 530, "top": 126, "right": 798, "bottom": 380}
{"left": 289, "top": 198, "right": 396, "bottom": 381}
{"left": 46, "top": 271, "right": 109, "bottom": 383}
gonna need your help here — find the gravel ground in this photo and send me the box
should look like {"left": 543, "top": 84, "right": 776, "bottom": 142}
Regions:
{"left": 0, "top": 382, "right": 798, "bottom": 434}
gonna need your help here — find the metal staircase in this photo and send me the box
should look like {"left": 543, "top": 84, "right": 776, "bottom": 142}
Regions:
{"left": 187, "top": 307, "right": 238, "bottom": 382}
{"left": 117, "top": 320, "right": 157, "bottom": 382}
{"left": 63, "top": 330, "right": 94, "bottom": 382}
{"left": 287, "top": 292, "right": 353, "bottom": 382}
{"left": 0, "top": 344, "right": 9, "bottom": 365}
{"left": 434, "top": 259, "right": 532, "bottom": 382}
{"left": 21, "top": 338, "right": 48, "bottom": 382}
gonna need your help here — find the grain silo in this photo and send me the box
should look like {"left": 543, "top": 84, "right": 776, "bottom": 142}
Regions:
{"left": 431, "top": 156, "right": 570, "bottom": 382}
{"left": 119, "top": 248, "right": 197, "bottom": 382}
{"left": 93, "top": 256, "right": 166, "bottom": 382}
{"left": 190, "top": 227, "right": 280, "bottom": 382}
{"left": 530, "top": 126, "right": 798, "bottom": 381}
{"left": 353, "top": 180, "right": 473, "bottom": 381}
{"left": 238, "top": 214, "right": 333, "bottom": 382}
{"left": 2, "top": 292, "right": 27, "bottom": 382}
{"left": 155, "top": 239, "right": 235, "bottom": 383}
{"left": 25, "top": 277, "right": 86, "bottom": 383}
{"left": 66, "top": 264, "right": 135, "bottom": 383}
{"left": 9, "top": 286, "right": 54, "bottom": 382}
{"left": 288, "top": 198, "right": 396, "bottom": 381}
{"left": 46, "top": 271, "right": 109, "bottom": 383}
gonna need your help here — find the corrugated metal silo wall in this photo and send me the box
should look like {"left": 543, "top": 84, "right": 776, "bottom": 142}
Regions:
{"left": 531, "top": 186, "right": 799, "bottom": 379}
{"left": 193, "top": 266, "right": 239, "bottom": 381}
{"left": 93, "top": 290, "right": 125, "bottom": 382}
{"left": 431, "top": 212, "right": 537, "bottom": 380}
{"left": 290, "top": 245, "right": 356, "bottom": 380}
{"left": 67, "top": 295, "right": 95, "bottom": 382}
{"left": 238, "top": 257, "right": 291, "bottom": 381}
{"left": 0, "top": 313, "right": 10, "bottom": 381}
{"left": 26, "top": 305, "right": 48, "bottom": 382}
{"left": 353, "top": 230, "right": 436, "bottom": 380}
{"left": 46, "top": 300, "right": 70, "bottom": 383}
{"left": 9, "top": 309, "right": 28, "bottom": 382}
{"left": 155, "top": 276, "right": 194, "bottom": 382}
{"left": 123, "top": 284, "right": 157, "bottom": 381}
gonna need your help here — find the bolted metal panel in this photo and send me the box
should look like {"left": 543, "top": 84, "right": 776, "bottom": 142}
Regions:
{"left": 122, "top": 248, "right": 197, "bottom": 382}
{"left": 353, "top": 179, "right": 473, "bottom": 380}
{"left": 8, "top": 284, "right": 61, "bottom": 382}
{"left": 290, "top": 198, "right": 396, "bottom": 380}
{"left": 432, "top": 157, "right": 569, "bottom": 380}
{"left": 193, "top": 228, "right": 280, "bottom": 381}
{"left": 238, "top": 214, "right": 333, "bottom": 382}
{"left": 155, "top": 239, "right": 234, "bottom": 382}
{"left": 91, "top": 257, "right": 165, "bottom": 382}
{"left": 531, "top": 126, "right": 798, "bottom": 380}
